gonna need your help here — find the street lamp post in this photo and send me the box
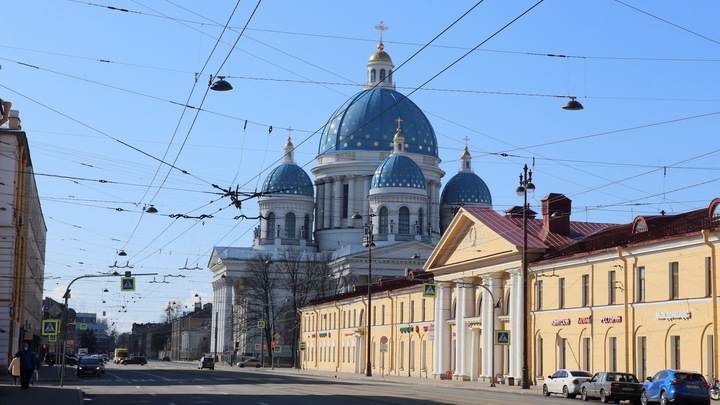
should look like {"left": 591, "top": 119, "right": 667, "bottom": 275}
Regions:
{"left": 352, "top": 212, "right": 376, "bottom": 377}
{"left": 516, "top": 164, "right": 535, "bottom": 389}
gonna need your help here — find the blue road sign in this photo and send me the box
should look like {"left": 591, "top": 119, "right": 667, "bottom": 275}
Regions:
{"left": 495, "top": 330, "right": 510, "bottom": 345}
{"left": 423, "top": 283, "right": 437, "bottom": 298}
{"left": 121, "top": 277, "right": 136, "bottom": 291}
{"left": 42, "top": 319, "right": 59, "bottom": 335}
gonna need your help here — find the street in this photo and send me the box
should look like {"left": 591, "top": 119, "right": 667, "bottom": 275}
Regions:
{"left": 73, "top": 361, "right": 564, "bottom": 405}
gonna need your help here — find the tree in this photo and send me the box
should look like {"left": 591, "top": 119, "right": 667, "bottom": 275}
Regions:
{"left": 79, "top": 329, "right": 97, "bottom": 353}
{"left": 244, "top": 252, "right": 277, "bottom": 365}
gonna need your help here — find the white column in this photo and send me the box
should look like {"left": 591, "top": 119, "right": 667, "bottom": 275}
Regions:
{"left": 470, "top": 327, "right": 481, "bottom": 381}
{"left": 323, "top": 181, "right": 332, "bottom": 229}
{"left": 333, "top": 178, "right": 343, "bottom": 228}
{"left": 315, "top": 181, "right": 323, "bottom": 231}
{"left": 433, "top": 283, "right": 452, "bottom": 379}
{"left": 510, "top": 268, "right": 523, "bottom": 381}
{"left": 347, "top": 176, "right": 356, "bottom": 226}
{"left": 480, "top": 276, "right": 492, "bottom": 379}
{"left": 363, "top": 176, "right": 370, "bottom": 216}
{"left": 455, "top": 277, "right": 475, "bottom": 380}
{"left": 432, "top": 181, "right": 441, "bottom": 235}
{"left": 488, "top": 274, "right": 502, "bottom": 381}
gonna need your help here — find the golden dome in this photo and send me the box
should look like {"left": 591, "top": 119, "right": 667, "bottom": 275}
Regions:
{"left": 369, "top": 43, "right": 393, "bottom": 63}
{"left": 284, "top": 136, "right": 294, "bottom": 149}
{"left": 461, "top": 146, "right": 471, "bottom": 159}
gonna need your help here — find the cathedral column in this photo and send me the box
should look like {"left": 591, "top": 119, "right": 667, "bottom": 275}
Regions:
{"left": 211, "top": 276, "right": 233, "bottom": 359}
{"left": 454, "top": 277, "right": 475, "bottom": 381}
{"left": 333, "top": 176, "right": 344, "bottom": 228}
{"left": 323, "top": 180, "right": 332, "bottom": 229}
{"left": 315, "top": 181, "right": 324, "bottom": 231}
{"left": 363, "top": 176, "right": 371, "bottom": 217}
{"left": 347, "top": 175, "right": 356, "bottom": 226}
{"left": 432, "top": 282, "right": 451, "bottom": 379}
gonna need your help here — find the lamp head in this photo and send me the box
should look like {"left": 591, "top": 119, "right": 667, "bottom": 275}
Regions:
{"left": 562, "top": 97, "right": 584, "bottom": 110}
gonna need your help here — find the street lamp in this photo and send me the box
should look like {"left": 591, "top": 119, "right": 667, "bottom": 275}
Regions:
{"left": 516, "top": 164, "right": 535, "bottom": 389}
{"left": 352, "top": 212, "right": 375, "bottom": 376}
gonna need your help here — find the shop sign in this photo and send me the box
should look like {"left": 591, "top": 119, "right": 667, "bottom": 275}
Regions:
{"left": 656, "top": 310, "right": 692, "bottom": 320}
{"left": 578, "top": 317, "right": 592, "bottom": 324}
{"left": 552, "top": 319, "right": 571, "bottom": 326}
{"left": 601, "top": 316, "right": 623, "bottom": 324}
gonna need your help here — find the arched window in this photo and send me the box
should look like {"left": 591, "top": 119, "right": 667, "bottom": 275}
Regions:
{"left": 388, "top": 69, "right": 393, "bottom": 83}
{"left": 266, "top": 212, "right": 275, "bottom": 239}
{"left": 399, "top": 206, "right": 410, "bottom": 234}
{"left": 303, "top": 214, "right": 311, "bottom": 240}
{"left": 371, "top": 69, "right": 376, "bottom": 83}
{"left": 379, "top": 207, "right": 389, "bottom": 235}
{"left": 417, "top": 209, "right": 424, "bottom": 235}
{"left": 285, "top": 212, "right": 296, "bottom": 239}
{"left": 359, "top": 309, "right": 364, "bottom": 326}
{"left": 379, "top": 69, "right": 386, "bottom": 82}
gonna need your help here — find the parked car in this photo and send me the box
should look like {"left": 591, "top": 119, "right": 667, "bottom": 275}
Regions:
{"left": 640, "top": 369, "right": 710, "bottom": 405}
{"left": 581, "top": 371, "right": 642, "bottom": 404}
{"left": 198, "top": 356, "right": 215, "bottom": 370}
{"left": 77, "top": 356, "right": 105, "bottom": 377}
{"left": 65, "top": 354, "right": 79, "bottom": 366}
{"left": 237, "top": 358, "right": 262, "bottom": 368}
{"left": 121, "top": 356, "right": 147, "bottom": 365}
{"left": 99, "top": 354, "right": 109, "bottom": 363}
{"left": 162, "top": 355, "right": 171, "bottom": 361}
{"left": 543, "top": 369, "right": 593, "bottom": 398}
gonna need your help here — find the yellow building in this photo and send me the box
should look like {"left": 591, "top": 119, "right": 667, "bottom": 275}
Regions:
{"left": 300, "top": 195, "right": 720, "bottom": 385}
{"left": 300, "top": 271, "right": 435, "bottom": 377}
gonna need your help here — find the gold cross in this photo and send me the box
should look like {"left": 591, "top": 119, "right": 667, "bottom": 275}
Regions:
{"left": 463, "top": 136, "right": 470, "bottom": 147}
{"left": 396, "top": 116, "right": 403, "bottom": 130}
{"left": 375, "top": 21, "right": 388, "bottom": 43}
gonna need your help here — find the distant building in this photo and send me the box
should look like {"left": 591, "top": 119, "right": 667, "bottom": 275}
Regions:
{"left": 0, "top": 105, "right": 47, "bottom": 370}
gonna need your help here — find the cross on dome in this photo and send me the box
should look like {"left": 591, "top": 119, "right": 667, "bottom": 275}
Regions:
{"left": 375, "top": 21, "right": 388, "bottom": 45}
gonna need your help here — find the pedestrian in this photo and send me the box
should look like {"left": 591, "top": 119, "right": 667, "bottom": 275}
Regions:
{"left": 14, "top": 342, "right": 38, "bottom": 390}
{"left": 7, "top": 356, "right": 20, "bottom": 385}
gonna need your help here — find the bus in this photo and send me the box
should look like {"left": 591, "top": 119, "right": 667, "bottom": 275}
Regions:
{"left": 114, "top": 348, "right": 129, "bottom": 364}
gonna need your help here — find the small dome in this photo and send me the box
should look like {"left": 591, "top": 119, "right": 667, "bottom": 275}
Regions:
{"left": 319, "top": 88, "right": 438, "bottom": 158}
{"left": 369, "top": 46, "right": 392, "bottom": 63}
{"left": 441, "top": 172, "right": 492, "bottom": 205}
{"left": 370, "top": 155, "right": 426, "bottom": 190}
{"left": 262, "top": 163, "right": 313, "bottom": 197}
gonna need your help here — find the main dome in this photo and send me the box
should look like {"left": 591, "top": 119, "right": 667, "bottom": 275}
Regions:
{"left": 318, "top": 88, "right": 438, "bottom": 158}
{"left": 370, "top": 155, "right": 426, "bottom": 190}
{"left": 441, "top": 172, "right": 492, "bottom": 205}
{"left": 261, "top": 163, "right": 314, "bottom": 197}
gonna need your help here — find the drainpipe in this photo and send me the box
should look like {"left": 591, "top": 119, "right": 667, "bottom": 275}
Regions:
{"left": 703, "top": 229, "right": 718, "bottom": 379}
{"left": 387, "top": 291, "right": 395, "bottom": 375}
{"left": 334, "top": 302, "right": 342, "bottom": 372}
{"left": 617, "top": 247, "right": 630, "bottom": 372}
{"left": 312, "top": 306, "right": 320, "bottom": 369}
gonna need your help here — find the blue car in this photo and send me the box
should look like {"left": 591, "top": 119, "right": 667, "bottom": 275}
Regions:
{"left": 640, "top": 369, "right": 710, "bottom": 405}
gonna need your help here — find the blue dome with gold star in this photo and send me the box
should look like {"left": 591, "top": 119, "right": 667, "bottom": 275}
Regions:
{"left": 318, "top": 88, "right": 438, "bottom": 158}
{"left": 370, "top": 155, "right": 426, "bottom": 191}
{"left": 441, "top": 172, "right": 492, "bottom": 205}
{"left": 262, "top": 163, "right": 314, "bottom": 197}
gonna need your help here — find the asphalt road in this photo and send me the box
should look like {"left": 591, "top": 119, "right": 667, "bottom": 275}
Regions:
{"left": 72, "top": 361, "right": 581, "bottom": 405}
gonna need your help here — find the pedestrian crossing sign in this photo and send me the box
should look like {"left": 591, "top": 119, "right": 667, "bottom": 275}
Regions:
{"left": 274, "top": 345, "right": 281, "bottom": 353}
{"left": 79, "top": 323, "right": 88, "bottom": 331}
{"left": 495, "top": 330, "right": 510, "bottom": 345}
{"left": 254, "top": 343, "right": 261, "bottom": 351}
{"left": 423, "top": 283, "right": 437, "bottom": 298}
{"left": 42, "top": 319, "right": 59, "bottom": 335}
{"left": 121, "top": 277, "right": 136, "bottom": 291}
{"left": 49, "top": 335, "right": 57, "bottom": 342}
{"left": 241, "top": 328, "right": 248, "bottom": 334}
{"left": 257, "top": 320, "right": 266, "bottom": 329}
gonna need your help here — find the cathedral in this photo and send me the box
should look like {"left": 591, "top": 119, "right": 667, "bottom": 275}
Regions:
{"left": 207, "top": 32, "right": 492, "bottom": 363}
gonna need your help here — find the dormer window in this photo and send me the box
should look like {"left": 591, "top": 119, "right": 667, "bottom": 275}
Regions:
{"left": 633, "top": 217, "right": 648, "bottom": 233}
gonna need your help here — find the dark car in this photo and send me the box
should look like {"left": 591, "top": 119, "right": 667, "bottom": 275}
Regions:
{"left": 65, "top": 354, "right": 79, "bottom": 366}
{"left": 121, "top": 356, "right": 147, "bottom": 366}
{"left": 581, "top": 371, "right": 642, "bottom": 404}
{"left": 198, "top": 356, "right": 215, "bottom": 370}
{"left": 162, "top": 355, "right": 171, "bottom": 361}
{"left": 641, "top": 369, "right": 710, "bottom": 405}
{"left": 77, "top": 356, "right": 104, "bottom": 377}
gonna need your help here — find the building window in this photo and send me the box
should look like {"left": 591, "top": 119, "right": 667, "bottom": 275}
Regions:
{"left": 706, "top": 257, "right": 713, "bottom": 298}
{"left": 373, "top": 306, "right": 377, "bottom": 326}
{"left": 379, "top": 207, "right": 389, "bottom": 235}
{"left": 399, "top": 206, "right": 410, "bottom": 234}
{"left": 670, "top": 262, "right": 679, "bottom": 300}
{"left": 342, "top": 184, "right": 349, "bottom": 219}
{"left": 285, "top": 212, "right": 296, "bottom": 239}
{"left": 399, "top": 302, "right": 404, "bottom": 324}
{"left": 582, "top": 337, "right": 591, "bottom": 372}
{"left": 582, "top": 274, "right": 590, "bottom": 307}
{"left": 381, "top": 305, "right": 385, "bottom": 325}
{"left": 409, "top": 300, "right": 415, "bottom": 322}
{"left": 421, "top": 299, "right": 426, "bottom": 321}
{"left": 379, "top": 69, "right": 386, "bottom": 82}
{"left": 421, "top": 340, "right": 427, "bottom": 371}
{"left": 536, "top": 280, "right": 543, "bottom": 310}
{"left": 371, "top": 69, "right": 376, "bottom": 82}
{"left": 637, "top": 336, "right": 647, "bottom": 380}
{"left": 559, "top": 338, "right": 567, "bottom": 369}
{"left": 417, "top": 209, "right": 424, "bottom": 235}
{"left": 266, "top": 212, "right": 275, "bottom": 238}
{"left": 608, "top": 270, "right": 616, "bottom": 305}
{"left": 637, "top": 266, "right": 645, "bottom": 302}
{"left": 609, "top": 337, "right": 617, "bottom": 371}
{"left": 671, "top": 335, "right": 681, "bottom": 369}
{"left": 558, "top": 278, "right": 565, "bottom": 309}
{"left": 537, "top": 337, "right": 544, "bottom": 377}
{"left": 410, "top": 340, "right": 416, "bottom": 370}
{"left": 399, "top": 341, "right": 404, "bottom": 370}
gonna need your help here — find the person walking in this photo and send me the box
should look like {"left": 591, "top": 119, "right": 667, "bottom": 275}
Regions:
{"left": 7, "top": 356, "right": 20, "bottom": 385}
{"left": 14, "top": 342, "right": 38, "bottom": 390}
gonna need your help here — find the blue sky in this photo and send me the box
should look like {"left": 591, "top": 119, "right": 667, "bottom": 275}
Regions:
{"left": 3, "top": 0, "right": 719, "bottom": 333}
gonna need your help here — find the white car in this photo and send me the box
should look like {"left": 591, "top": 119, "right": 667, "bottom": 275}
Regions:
{"left": 543, "top": 369, "right": 593, "bottom": 398}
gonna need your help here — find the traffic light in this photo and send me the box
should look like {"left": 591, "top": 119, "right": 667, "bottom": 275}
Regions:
{"left": 70, "top": 340, "right": 74, "bottom": 346}
{"left": 43, "top": 344, "right": 47, "bottom": 349}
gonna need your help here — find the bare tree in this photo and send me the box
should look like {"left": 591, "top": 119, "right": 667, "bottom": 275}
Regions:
{"left": 244, "top": 252, "right": 277, "bottom": 366}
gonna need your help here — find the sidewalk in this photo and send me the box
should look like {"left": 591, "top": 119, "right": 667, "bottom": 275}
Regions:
{"left": 214, "top": 362, "right": 544, "bottom": 396}
{"left": 0, "top": 365, "right": 83, "bottom": 405}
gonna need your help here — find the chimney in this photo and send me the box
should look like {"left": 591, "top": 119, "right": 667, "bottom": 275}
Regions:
{"left": 8, "top": 110, "right": 21, "bottom": 130}
{"left": 542, "top": 193, "right": 571, "bottom": 235}
{"left": 504, "top": 206, "right": 536, "bottom": 219}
